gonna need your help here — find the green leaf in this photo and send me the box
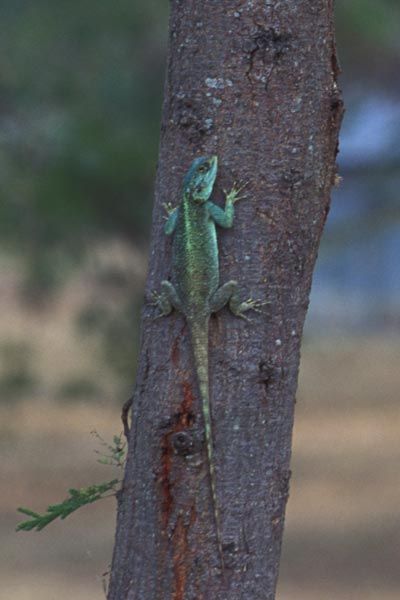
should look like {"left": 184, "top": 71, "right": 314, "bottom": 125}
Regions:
{"left": 16, "top": 479, "right": 119, "bottom": 532}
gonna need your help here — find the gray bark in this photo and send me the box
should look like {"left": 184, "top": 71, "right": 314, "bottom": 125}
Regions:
{"left": 108, "top": 1, "right": 343, "bottom": 598}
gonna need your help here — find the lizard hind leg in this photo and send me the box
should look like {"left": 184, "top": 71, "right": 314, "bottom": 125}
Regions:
{"left": 209, "top": 280, "right": 239, "bottom": 313}
{"left": 210, "top": 280, "right": 265, "bottom": 321}
{"left": 151, "top": 280, "right": 183, "bottom": 317}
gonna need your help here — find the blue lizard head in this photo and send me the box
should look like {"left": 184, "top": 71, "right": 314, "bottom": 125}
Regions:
{"left": 182, "top": 155, "right": 218, "bottom": 203}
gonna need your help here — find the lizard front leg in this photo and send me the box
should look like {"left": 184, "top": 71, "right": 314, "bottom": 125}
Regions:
{"left": 207, "top": 181, "right": 248, "bottom": 229}
{"left": 162, "top": 203, "right": 179, "bottom": 235}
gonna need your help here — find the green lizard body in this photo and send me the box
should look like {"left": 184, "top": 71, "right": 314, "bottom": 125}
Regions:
{"left": 154, "top": 155, "right": 260, "bottom": 572}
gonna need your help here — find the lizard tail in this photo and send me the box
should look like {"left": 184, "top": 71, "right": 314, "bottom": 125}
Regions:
{"left": 189, "top": 319, "right": 225, "bottom": 572}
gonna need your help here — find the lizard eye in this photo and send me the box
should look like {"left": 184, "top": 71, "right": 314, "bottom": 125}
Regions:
{"left": 196, "top": 185, "right": 203, "bottom": 193}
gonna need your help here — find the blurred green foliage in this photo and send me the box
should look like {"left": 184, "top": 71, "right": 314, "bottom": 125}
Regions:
{"left": 0, "top": 0, "right": 169, "bottom": 255}
{"left": 337, "top": 0, "right": 399, "bottom": 45}
{"left": 336, "top": 0, "right": 400, "bottom": 74}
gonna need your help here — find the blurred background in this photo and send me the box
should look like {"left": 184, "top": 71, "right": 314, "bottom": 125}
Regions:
{"left": 1, "top": 1, "right": 399, "bottom": 598}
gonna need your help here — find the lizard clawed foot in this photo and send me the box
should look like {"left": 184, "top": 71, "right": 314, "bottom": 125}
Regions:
{"left": 223, "top": 179, "right": 250, "bottom": 204}
{"left": 149, "top": 290, "right": 169, "bottom": 319}
{"left": 236, "top": 298, "right": 270, "bottom": 320}
{"left": 148, "top": 290, "right": 161, "bottom": 305}
{"left": 162, "top": 202, "right": 177, "bottom": 218}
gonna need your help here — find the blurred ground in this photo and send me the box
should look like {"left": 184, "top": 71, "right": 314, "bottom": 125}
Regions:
{"left": 278, "top": 335, "right": 400, "bottom": 600}
{"left": 2, "top": 263, "right": 399, "bottom": 599}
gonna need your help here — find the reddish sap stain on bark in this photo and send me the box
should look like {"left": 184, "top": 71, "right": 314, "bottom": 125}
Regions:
{"left": 172, "top": 506, "right": 196, "bottom": 600}
{"left": 159, "top": 379, "right": 195, "bottom": 532}
{"left": 160, "top": 433, "right": 174, "bottom": 532}
{"left": 180, "top": 380, "right": 195, "bottom": 427}
{"left": 172, "top": 336, "right": 180, "bottom": 366}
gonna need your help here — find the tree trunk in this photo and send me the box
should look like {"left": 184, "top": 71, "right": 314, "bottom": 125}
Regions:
{"left": 108, "top": 1, "right": 343, "bottom": 599}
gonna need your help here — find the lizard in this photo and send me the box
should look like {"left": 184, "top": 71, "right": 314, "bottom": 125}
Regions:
{"left": 152, "top": 155, "right": 262, "bottom": 572}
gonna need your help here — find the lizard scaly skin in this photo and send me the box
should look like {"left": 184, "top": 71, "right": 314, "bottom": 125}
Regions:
{"left": 153, "top": 155, "right": 261, "bottom": 573}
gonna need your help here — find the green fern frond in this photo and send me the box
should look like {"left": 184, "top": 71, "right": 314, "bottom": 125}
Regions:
{"left": 16, "top": 479, "right": 119, "bottom": 532}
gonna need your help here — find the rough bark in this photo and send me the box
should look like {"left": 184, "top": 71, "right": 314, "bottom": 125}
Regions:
{"left": 108, "top": 1, "right": 343, "bottom": 599}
